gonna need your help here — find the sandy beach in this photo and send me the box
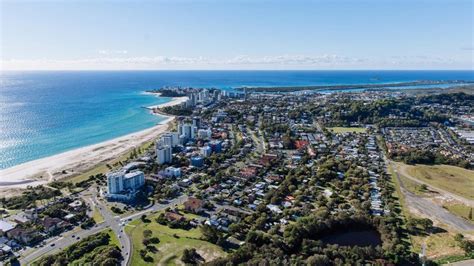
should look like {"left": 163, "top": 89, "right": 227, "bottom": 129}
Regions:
{"left": 0, "top": 96, "right": 188, "bottom": 195}
{"left": 147, "top": 96, "right": 188, "bottom": 109}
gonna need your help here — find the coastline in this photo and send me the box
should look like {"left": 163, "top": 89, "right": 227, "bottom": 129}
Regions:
{"left": 0, "top": 96, "right": 188, "bottom": 195}
{"left": 146, "top": 96, "right": 188, "bottom": 109}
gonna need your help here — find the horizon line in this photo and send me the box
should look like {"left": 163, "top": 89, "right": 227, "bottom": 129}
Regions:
{"left": 1, "top": 69, "right": 473, "bottom": 72}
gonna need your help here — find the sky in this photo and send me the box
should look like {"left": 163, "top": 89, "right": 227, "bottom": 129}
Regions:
{"left": 0, "top": 0, "right": 473, "bottom": 70}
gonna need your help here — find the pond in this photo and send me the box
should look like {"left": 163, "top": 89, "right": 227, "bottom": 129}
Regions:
{"left": 321, "top": 229, "right": 382, "bottom": 247}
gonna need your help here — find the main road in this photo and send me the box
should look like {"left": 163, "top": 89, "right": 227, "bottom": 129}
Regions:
{"left": 19, "top": 223, "right": 108, "bottom": 265}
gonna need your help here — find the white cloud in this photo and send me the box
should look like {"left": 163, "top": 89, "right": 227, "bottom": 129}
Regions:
{"left": 224, "top": 55, "right": 366, "bottom": 65}
{"left": 0, "top": 54, "right": 470, "bottom": 70}
{"left": 97, "top": 50, "right": 128, "bottom": 55}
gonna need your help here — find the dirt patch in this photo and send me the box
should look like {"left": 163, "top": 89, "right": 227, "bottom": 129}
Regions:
{"left": 198, "top": 247, "right": 225, "bottom": 262}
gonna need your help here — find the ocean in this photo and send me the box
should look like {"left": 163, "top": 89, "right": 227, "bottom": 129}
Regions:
{"left": 0, "top": 70, "right": 473, "bottom": 169}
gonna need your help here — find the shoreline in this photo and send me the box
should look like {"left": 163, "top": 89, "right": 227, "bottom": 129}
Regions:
{"left": 146, "top": 95, "right": 187, "bottom": 110}
{"left": 0, "top": 96, "right": 187, "bottom": 195}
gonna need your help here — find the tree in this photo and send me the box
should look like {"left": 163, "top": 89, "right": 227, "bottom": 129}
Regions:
{"left": 200, "top": 225, "right": 222, "bottom": 244}
{"left": 306, "top": 254, "right": 330, "bottom": 265}
{"left": 418, "top": 218, "right": 433, "bottom": 232}
{"left": 143, "top": 229, "right": 153, "bottom": 239}
{"left": 181, "top": 248, "right": 201, "bottom": 264}
{"left": 139, "top": 249, "right": 148, "bottom": 260}
{"left": 459, "top": 240, "right": 474, "bottom": 255}
{"left": 141, "top": 214, "right": 151, "bottom": 223}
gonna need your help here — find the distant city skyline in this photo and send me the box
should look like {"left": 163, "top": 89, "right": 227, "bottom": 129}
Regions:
{"left": 1, "top": 0, "right": 473, "bottom": 70}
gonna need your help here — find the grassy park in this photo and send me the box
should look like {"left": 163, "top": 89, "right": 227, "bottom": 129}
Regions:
{"left": 125, "top": 211, "right": 226, "bottom": 265}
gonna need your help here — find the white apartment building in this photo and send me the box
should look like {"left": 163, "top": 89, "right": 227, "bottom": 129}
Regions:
{"left": 156, "top": 143, "right": 172, "bottom": 164}
{"left": 106, "top": 170, "right": 145, "bottom": 201}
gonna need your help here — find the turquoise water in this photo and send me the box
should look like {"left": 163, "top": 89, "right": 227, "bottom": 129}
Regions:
{"left": 0, "top": 70, "right": 473, "bottom": 169}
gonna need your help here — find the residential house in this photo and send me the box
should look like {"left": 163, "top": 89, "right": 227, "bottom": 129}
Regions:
{"left": 184, "top": 197, "right": 203, "bottom": 214}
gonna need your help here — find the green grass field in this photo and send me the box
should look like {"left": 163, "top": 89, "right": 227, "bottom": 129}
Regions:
{"left": 443, "top": 204, "right": 474, "bottom": 222}
{"left": 328, "top": 127, "right": 367, "bottom": 133}
{"left": 92, "top": 207, "right": 105, "bottom": 224}
{"left": 402, "top": 164, "right": 474, "bottom": 200}
{"left": 125, "top": 212, "right": 226, "bottom": 265}
{"left": 386, "top": 163, "right": 411, "bottom": 219}
{"left": 105, "top": 228, "right": 121, "bottom": 247}
{"left": 397, "top": 173, "right": 431, "bottom": 196}
{"left": 411, "top": 232, "right": 466, "bottom": 261}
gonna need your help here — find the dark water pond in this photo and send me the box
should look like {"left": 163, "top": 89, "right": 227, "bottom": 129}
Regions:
{"left": 321, "top": 229, "right": 382, "bottom": 247}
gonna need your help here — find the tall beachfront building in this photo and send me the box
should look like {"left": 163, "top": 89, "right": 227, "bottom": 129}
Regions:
{"left": 161, "top": 132, "right": 180, "bottom": 147}
{"left": 178, "top": 122, "right": 196, "bottom": 140}
{"left": 155, "top": 132, "right": 181, "bottom": 165}
{"left": 107, "top": 171, "right": 124, "bottom": 194}
{"left": 156, "top": 142, "right": 172, "bottom": 164}
{"left": 106, "top": 170, "right": 145, "bottom": 201}
{"left": 123, "top": 171, "right": 145, "bottom": 190}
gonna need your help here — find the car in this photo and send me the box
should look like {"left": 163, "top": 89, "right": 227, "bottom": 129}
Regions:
{"left": 77, "top": 237, "right": 80, "bottom": 240}
{"left": 50, "top": 243, "right": 55, "bottom": 247}
{"left": 72, "top": 235, "right": 75, "bottom": 237}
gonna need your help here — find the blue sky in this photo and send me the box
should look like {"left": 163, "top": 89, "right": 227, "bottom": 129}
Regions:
{"left": 1, "top": 0, "right": 473, "bottom": 70}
